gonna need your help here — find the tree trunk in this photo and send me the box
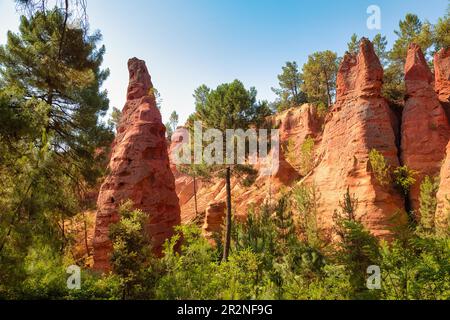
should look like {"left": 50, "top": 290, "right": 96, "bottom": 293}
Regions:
{"left": 83, "top": 212, "right": 89, "bottom": 257}
{"left": 58, "top": 0, "right": 69, "bottom": 59}
{"left": 223, "top": 166, "right": 232, "bottom": 262}
{"left": 323, "top": 69, "right": 332, "bottom": 107}
{"left": 60, "top": 216, "right": 66, "bottom": 253}
{"left": 193, "top": 173, "right": 198, "bottom": 217}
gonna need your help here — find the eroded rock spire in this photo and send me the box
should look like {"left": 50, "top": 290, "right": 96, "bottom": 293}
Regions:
{"left": 93, "top": 58, "right": 181, "bottom": 271}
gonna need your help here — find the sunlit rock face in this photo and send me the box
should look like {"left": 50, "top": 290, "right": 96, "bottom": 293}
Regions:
{"left": 435, "top": 48, "right": 450, "bottom": 232}
{"left": 435, "top": 48, "right": 450, "bottom": 105}
{"left": 93, "top": 58, "right": 180, "bottom": 271}
{"left": 163, "top": 41, "right": 450, "bottom": 241}
{"left": 306, "top": 38, "right": 405, "bottom": 238}
{"left": 401, "top": 44, "right": 450, "bottom": 214}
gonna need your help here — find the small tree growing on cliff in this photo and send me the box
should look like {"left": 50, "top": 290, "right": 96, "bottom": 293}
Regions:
{"left": 369, "top": 149, "right": 392, "bottom": 187}
{"left": 393, "top": 166, "right": 417, "bottom": 196}
{"left": 284, "top": 137, "right": 315, "bottom": 176}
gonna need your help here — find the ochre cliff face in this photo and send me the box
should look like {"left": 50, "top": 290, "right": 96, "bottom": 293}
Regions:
{"left": 202, "top": 201, "right": 226, "bottom": 241}
{"left": 93, "top": 58, "right": 181, "bottom": 271}
{"left": 435, "top": 48, "right": 450, "bottom": 105}
{"left": 436, "top": 142, "right": 450, "bottom": 232}
{"left": 435, "top": 48, "right": 450, "bottom": 232}
{"left": 165, "top": 41, "right": 450, "bottom": 240}
{"left": 306, "top": 39, "right": 404, "bottom": 238}
{"left": 71, "top": 43, "right": 450, "bottom": 268}
{"left": 401, "top": 44, "right": 450, "bottom": 214}
{"left": 170, "top": 104, "right": 323, "bottom": 225}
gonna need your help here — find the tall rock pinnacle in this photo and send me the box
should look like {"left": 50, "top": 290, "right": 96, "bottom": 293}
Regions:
{"left": 93, "top": 58, "right": 181, "bottom": 271}
{"left": 434, "top": 48, "right": 450, "bottom": 233}
{"left": 307, "top": 38, "right": 404, "bottom": 238}
{"left": 401, "top": 44, "right": 450, "bottom": 214}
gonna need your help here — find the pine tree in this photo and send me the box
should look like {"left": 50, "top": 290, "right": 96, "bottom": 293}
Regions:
{"left": 0, "top": 9, "right": 113, "bottom": 185}
{"left": 347, "top": 34, "right": 360, "bottom": 54}
{"left": 108, "top": 107, "right": 122, "bottom": 132}
{"left": 433, "top": 4, "right": 450, "bottom": 52}
{"left": 0, "top": 8, "right": 112, "bottom": 293}
{"left": 273, "top": 194, "right": 296, "bottom": 250}
{"left": 333, "top": 188, "right": 380, "bottom": 297}
{"left": 109, "top": 201, "right": 157, "bottom": 300}
{"left": 391, "top": 14, "right": 434, "bottom": 63}
{"left": 418, "top": 176, "right": 439, "bottom": 234}
{"left": 271, "top": 61, "right": 307, "bottom": 112}
{"left": 293, "top": 184, "right": 320, "bottom": 248}
{"left": 192, "top": 80, "right": 266, "bottom": 261}
{"left": 301, "top": 51, "right": 339, "bottom": 108}
{"left": 165, "top": 111, "right": 179, "bottom": 141}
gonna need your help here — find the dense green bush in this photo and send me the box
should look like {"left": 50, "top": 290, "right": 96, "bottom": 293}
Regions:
{"left": 393, "top": 166, "right": 417, "bottom": 195}
{"left": 2, "top": 188, "right": 449, "bottom": 300}
{"left": 418, "top": 176, "right": 440, "bottom": 234}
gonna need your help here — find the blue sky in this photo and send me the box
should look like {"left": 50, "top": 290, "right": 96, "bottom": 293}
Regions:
{"left": 0, "top": 0, "right": 448, "bottom": 124}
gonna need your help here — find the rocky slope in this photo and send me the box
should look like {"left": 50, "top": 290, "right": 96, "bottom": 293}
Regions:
{"left": 93, "top": 58, "right": 180, "bottom": 271}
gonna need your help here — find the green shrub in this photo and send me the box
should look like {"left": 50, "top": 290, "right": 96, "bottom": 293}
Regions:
{"left": 393, "top": 166, "right": 417, "bottom": 195}
{"left": 300, "top": 137, "right": 315, "bottom": 176}
{"left": 379, "top": 236, "right": 450, "bottom": 300}
{"left": 418, "top": 176, "right": 439, "bottom": 234}
{"left": 369, "top": 149, "right": 391, "bottom": 186}
{"left": 284, "top": 136, "right": 315, "bottom": 176}
{"left": 109, "top": 201, "right": 160, "bottom": 299}
{"left": 293, "top": 184, "right": 320, "bottom": 248}
{"left": 156, "top": 225, "right": 221, "bottom": 300}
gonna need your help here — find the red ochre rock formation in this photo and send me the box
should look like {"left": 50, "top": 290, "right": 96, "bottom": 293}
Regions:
{"left": 306, "top": 38, "right": 405, "bottom": 238}
{"left": 435, "top": 48, "right": 450, "bottom": 232}
{"left": 170, "top": 104, "right": 323, "bottom": 226}
{"left": 162, "top": 41, "right": 450, "bottom": 240}
{"left": 93, "top": 58, "right": 181, "bottom": 271}
{"left": 435, "top": 48, "right": 450, "bottom": 105}
{"left": 202, "top": 201, "right": 226, "bottom": 241}
{"left": 401, "top": 44, "right": 450, "bottom": 214}
{"left": 168, "top": 127, "right": 208, "bottom": 210}
{"left": 436, "top": 142, "right": 450, "bottom": 232}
